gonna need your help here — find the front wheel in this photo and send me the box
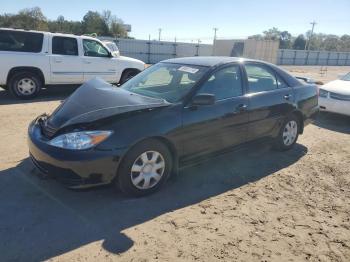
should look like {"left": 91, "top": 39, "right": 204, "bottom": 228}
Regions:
{"left": 273, "top": 115, "right": 299, "bottom": 151}
{"left": 116, "top": 139, "right": 172, "bottom": 197}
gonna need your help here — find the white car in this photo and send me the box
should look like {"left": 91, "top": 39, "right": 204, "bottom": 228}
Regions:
{"left": 319, "top": 73, "right": 350, "bottom": 116}
{"left": 0, "top": 28, "right": 145, "bottom": 99}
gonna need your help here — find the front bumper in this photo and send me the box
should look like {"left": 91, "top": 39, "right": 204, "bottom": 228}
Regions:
{"left": 319, "top": 97, "right": 350, "bottom": 116}
{"left": 28, "top": 119, "right": 126, "bottom": 188}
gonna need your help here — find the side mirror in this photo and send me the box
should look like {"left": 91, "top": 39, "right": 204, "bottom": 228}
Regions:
{"left": 192, "top": 93, "right": 215, "bottom": 106}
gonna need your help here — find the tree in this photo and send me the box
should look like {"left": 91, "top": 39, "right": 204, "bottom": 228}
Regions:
{"left": 0, "top": 7, "right": 129, "bottom": 38}
{"left": 0, "top": 7, "right": 48, "bottom": 31}
{"left": 248, "top": 34, "right": 263, "bottom": 40}
{"left": 280, "top": 31, "right": 292, "bottom": 49}
{"left": 293, "top": 34, "right": 306, "bottom": 50}
{"left": 263, "top": 27, "right": 280, "bottom": 40}
{"left": 340, "top": 35, "right": 350, "bottom": 52}
{"left": 101, "top": 10, "right": 127, "bottom": 37}
{"left": 250, "top": 27, "right": 292, "bottom": 49}
{"left": 82, "top": 11, "right": 109, "bottom": 36}
{"left": 322, "top": 35, "right": 340, "bottom": 51}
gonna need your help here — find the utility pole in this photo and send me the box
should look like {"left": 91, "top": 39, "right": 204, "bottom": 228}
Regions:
{"left": 158, "top": 28, "right": 162, "bottom": 41}
{"left": 306, "top": 21, "right": 317, "bottom": 51}
{"left": 213, "top": 27, "right": 218, "bottom": 42}
{"left": 213, "top": 28, "right": 218, "bottom": 55}
{"left": 196, "top": 39, "right": 201, "bottom": 56}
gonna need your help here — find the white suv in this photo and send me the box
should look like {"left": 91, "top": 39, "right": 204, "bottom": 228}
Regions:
{"left": 0, "top": 28, "right": 145, "bottom": 99}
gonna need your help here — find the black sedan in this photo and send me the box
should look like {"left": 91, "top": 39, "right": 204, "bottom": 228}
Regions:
{"left": 28, "top": 57, "right": 319, "bottom": 196}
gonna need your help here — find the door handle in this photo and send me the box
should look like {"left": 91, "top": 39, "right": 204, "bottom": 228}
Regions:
{"left": 284, "top": 94, "right": 292, "bottom": 100}
{"left": 54, "top": 59, "right": 62, "bottom": 63}
{"left": 84, "top": 60, "right": 92, "bottom": 64}
{"left": 234, "top": 104, "right": 248, "bottom": 113}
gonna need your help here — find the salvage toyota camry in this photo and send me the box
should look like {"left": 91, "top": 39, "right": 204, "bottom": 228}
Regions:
{"left": 28, "top": 57, "right": 319, "bottom": 196}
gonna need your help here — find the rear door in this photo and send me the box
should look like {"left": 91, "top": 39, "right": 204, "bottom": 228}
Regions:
{"left": 49, "top": 36, "right": 84, "bottom": 84}
{"left": 243, "top": 63, "right": 294, "bottom": 141}
{"left": 181, "top": 64, "right": 249, "bottom": 159}
{"left": 82, "top": 39, "right": 116, "bottom": 83}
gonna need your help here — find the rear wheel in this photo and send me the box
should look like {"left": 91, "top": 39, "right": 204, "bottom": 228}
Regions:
{"left": 273, "top": 115, "right": 299, "bottom": 151}
{"left": 116, "top": 139, "right": 172, "bottom": 196}
{"left": 8, "top": 72, "right": 42, "bottom": 99}
{"left": 119, "top": 69, "right": 139, "bottom": 85}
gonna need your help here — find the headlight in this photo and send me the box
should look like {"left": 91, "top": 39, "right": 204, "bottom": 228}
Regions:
{"left": 48, "top": 131, "right": 113, "bottom": 150}
{"left": 319, "top": 89, "right": 329, "bottom": 98}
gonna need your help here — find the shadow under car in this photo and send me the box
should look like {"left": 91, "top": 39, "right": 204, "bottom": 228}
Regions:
{"left": 0, "top": 142, "right": 307, "bottom": 261}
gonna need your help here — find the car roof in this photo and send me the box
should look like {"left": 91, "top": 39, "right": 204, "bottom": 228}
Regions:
{"left": 164, "top": 56, "right": 301, "bottom": 87}
{"left": 0, "top": 27, "right": 98, "bottom": 40}
{"left": 163, "top": 56, "right": 258, "bottom": 67}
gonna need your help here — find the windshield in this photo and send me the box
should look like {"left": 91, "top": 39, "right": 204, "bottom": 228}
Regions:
{"left": 341, "top": 72, "right": 350, "bottom": 81}
{"left": 121, "top": 63, "right": 208, "bottom": 102}
{"left": 104, "top": 42, "right": 118, "bottom": 52}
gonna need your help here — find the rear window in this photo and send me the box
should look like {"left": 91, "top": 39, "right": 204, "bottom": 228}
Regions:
{"left": 0, "top": 30, "right": 43, "bottom": 53}
{"left": 52, "top": 36, "right": 78, "bottom": 56}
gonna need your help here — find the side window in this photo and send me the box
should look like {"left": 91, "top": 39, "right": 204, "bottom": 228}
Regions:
{"left": 0, "top": 30, "right": 43, "bottom": 53}
{"left": 83, "top": 39, "right": 109, "bottom": 57}
{"left": 245, "top": 64, "right": 278, "bottom": 93}
{"left": 198, "top": 65, "right": 243, "bottom": 100}
{"left": 52, "top": 36, "right": 78, "bottom": 56}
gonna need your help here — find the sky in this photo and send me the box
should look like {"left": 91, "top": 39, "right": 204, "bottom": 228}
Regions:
{"left": 1, "top": 0, "right": 349, "bottom": 43}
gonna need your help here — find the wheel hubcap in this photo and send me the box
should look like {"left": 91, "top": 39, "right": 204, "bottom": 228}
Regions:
{"left": 17, "top": 78, "right": 36, "bottom": 95}
{"left": 282, "top": 120, "right": 298, "bottom": 146}
{"left": 130, "top": 151, "right": 165, "bottom": 190}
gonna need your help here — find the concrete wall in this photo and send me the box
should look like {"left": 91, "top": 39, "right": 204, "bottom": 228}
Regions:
{"left": 244, "top": 39, "right": 279, "bottom": 64}
{"left": 213, "top": 39, "right": 279, "bottom": 64}
{"left": 212, "top": 39, "right": 243, "bottom": 56}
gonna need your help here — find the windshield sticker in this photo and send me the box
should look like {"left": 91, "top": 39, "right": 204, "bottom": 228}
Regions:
{"left": 178, "top": 66, "right": 199, "bottom": 74}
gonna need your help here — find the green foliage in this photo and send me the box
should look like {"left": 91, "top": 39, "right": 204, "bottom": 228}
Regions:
{"left": 293, "top": 35, "right": 306, "bottom": 50}
{"left": 0, "top": 7, "right": 128, "bottom": 38}
{"left": 82, "top": 11, "right": 109, "bottom": 35}
{"left": 249, "top": 27, "right": 293, "bottom": 49}
{"left": 250, "top": 27, "right": 350, "bottom": 51}
{"left": 0, "top": 7, "right": 48, "bottom": 31}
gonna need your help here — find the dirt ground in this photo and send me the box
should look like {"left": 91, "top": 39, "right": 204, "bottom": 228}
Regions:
{"left": 0, "top": 66, "right": 350, "bottom": 262}
{"left": 282, "top": 66, "right": 350, "bottom": 84}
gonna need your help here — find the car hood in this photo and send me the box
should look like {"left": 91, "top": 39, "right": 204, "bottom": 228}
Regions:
{"left": 119, "top": 55, "right": 144, "bottom": 63}
{"left": 321, "top": 80, "right": 350, "bottom": 95}
{"left": 47, "top": 78, "right": 170, "bottom": 129}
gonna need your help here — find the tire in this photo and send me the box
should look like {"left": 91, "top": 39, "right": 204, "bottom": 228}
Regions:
{"left": 119, "top": 70, "right": 139, "bottom": 85}
{"left": 8, "top": 72, "right": 42, "bottom": 99}
{"left": 273, "top": 114, "right": 300, "bottom": 151}
{"left": 116, "top": 139, "right": 173, "bottom": 197}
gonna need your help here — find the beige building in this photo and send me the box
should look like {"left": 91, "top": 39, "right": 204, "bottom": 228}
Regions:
{"left": 213, "top": 39, "right": 279, "bottom": 64}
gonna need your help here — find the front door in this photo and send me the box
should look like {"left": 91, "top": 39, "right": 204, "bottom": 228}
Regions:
{"left": 82, "top": 39, "right": 116, "bottom": 83}
{"left": 49, "top": 36, "right": 84, "bottom": 84}
{"left": 181, "top": 64, "right": 249, "bottom": 160}
{"left": 243, "top": 63, "right": 294, "bottom": 141}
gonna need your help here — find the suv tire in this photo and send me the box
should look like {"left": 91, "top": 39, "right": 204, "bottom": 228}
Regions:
{"left": 9, "top": 72, "right": 42, "bottom": 99}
